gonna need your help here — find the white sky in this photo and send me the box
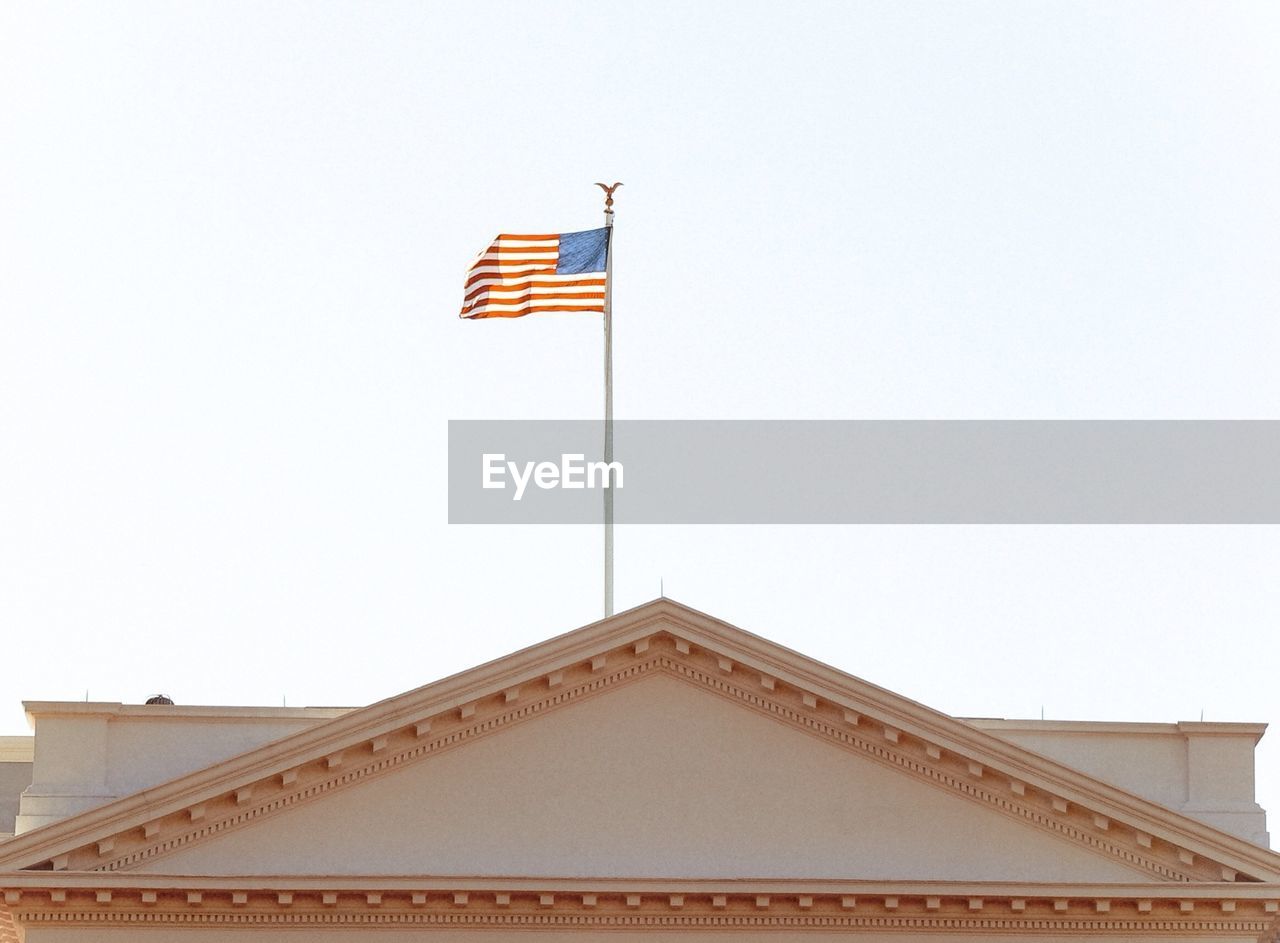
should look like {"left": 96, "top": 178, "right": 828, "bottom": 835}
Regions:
{"left": 3, "top": 1, "right": 1280, "bottom": 831}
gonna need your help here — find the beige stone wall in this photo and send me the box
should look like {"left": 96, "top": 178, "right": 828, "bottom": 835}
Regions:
{"left": 0, "top": 738, "right": 33, "bottom": 840}
{"left": 16, "top": 703, "right": 351, "bottom": 834}
{"left": 972, "top": 719, "right": 1268, "bottom": 846}
{"left": 138, "top": 674, "right": 1144, "bottom": 882}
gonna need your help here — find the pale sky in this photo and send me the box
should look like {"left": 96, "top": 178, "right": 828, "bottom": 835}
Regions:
{"left": 3, "top": 2, "right": 1280, "bottom": 828}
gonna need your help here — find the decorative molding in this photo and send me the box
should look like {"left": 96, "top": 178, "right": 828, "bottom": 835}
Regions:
{"left": 7, "top": 890, "right": 1279, "bottom": 937}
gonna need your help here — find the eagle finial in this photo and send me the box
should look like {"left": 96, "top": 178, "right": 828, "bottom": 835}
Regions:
{"left": 594, "top": 181, "right": 623, "bottom": 210}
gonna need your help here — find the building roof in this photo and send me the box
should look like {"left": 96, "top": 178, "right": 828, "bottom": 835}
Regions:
{"left": 3, "top": 598, "right": 1280, "bottom": 939}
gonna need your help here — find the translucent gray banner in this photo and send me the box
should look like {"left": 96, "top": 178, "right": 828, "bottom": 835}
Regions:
{"left": 447, "top": 421, "right": 1280, "bottom": 524}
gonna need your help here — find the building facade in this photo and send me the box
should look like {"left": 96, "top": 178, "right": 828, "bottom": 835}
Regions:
{"left": 1, "top": 598, "right": 1278, "bottom": 941}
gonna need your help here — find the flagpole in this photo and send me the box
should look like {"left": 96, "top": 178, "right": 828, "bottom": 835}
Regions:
{"left": 597, "top": 182, "right": 620, "bottom": 618}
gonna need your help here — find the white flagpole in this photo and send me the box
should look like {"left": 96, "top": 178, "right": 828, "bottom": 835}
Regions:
{"left": 598, "top": 182, "right": 621, "bottom": 617}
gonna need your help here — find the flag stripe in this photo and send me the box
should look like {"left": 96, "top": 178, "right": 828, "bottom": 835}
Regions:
{"left": 466, "top": 274, "right": 606, "bottom": 287}
{"left": 470, "top": 294, "right": 606, "bottom": 309}
{"left": 465, "top": 303, "right": 605, "bottom": 319}
{"left": 464, "top": 278, "right": 606, "bottom": 301}
{"left": 466, "top": 265, "right": 556, "bottom": 282}
{"left": 472, "top": 260, "right": 558, "bottom": 270}
{"left": 467, "top": 284, "right": 605, "bottom": 298}
{"left": 474, "top": 253, "right": 559, "bottom": 263}
{"left": 460, "top": 229, "right": 609, "bottom": 319}
{"left": 476, "top": 298, "right": 604, "bottom": 309}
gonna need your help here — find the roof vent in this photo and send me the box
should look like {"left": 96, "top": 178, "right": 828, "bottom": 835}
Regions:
{"left": 145, "top": 694, "right": 175, "bottom": 705}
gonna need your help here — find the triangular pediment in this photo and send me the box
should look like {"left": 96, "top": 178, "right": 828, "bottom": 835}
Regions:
{"left": 121, "top": 671, "right": 1154, "bottom": 881}
{"left": 2, "top": 599, "right": 1278, "bottom": 886}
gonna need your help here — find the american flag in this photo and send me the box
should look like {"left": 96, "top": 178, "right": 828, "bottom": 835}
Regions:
{"left": 460, "top": 228, "right": 609, "bottom": 319}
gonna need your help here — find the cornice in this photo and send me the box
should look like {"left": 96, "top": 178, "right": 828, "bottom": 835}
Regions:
{"left": 23, "top": 702, "right": 353, "bottom": 722}
{"left": 3, "top": 876, "right": 1280, "bottom": 937}
{"left": 0, "top": 738, "right": 32, "bottom": 764}
{"left": 3, "top": 599, "right": 1279, "bottom": 884}
{"left": 968, "top": 718, "right": 1268, "bottom": 740}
